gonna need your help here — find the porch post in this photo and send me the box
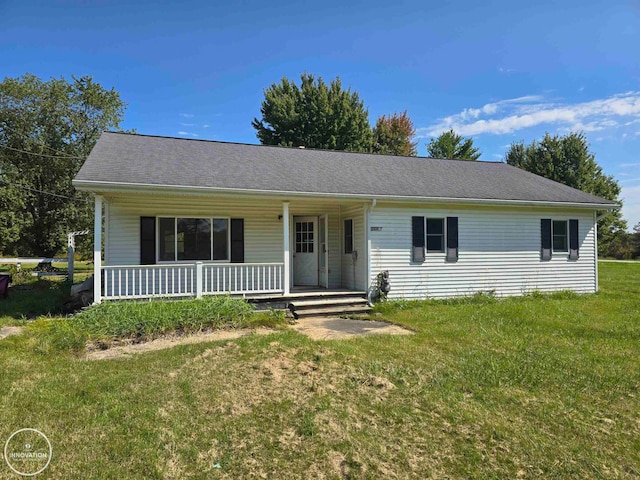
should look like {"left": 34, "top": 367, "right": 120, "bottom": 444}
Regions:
{"left": 283, "top": 201, "right": 290, "bottom": 295}
{"left": 93, "top": 195, "right": 103, "bottom": 304}
{"left": 195, "top": 261, "right": 203, "bottom": 298}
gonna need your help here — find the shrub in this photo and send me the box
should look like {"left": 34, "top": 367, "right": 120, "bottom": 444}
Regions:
{"left": 8, "top": 265, "right": 33, "bottom": 285}
{"left": 75, "top": 295, "right": 257, "bottom": 342}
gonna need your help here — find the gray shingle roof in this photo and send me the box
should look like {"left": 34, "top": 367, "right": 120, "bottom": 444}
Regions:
{"left": 74, "top": 132, "right": 615, "bottom": 206}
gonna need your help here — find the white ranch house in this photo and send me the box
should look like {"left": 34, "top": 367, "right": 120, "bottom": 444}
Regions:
{"left": 73, "top": 132, "right": 615, "bottom": 304}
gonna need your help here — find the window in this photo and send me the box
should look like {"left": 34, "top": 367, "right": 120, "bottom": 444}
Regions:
{"left": 295, "top": 221, "right": 314, "bottom": 253}
{"left": 426, "top": 218, "right": 445, "bottom": 252}
{"left": 553, "top": 220, "right": 568, "bottom": 252}
{"left": 159, "top": 217, "right": 229, "bottom": 261}
{"left": 344, "top": 219, "right": 353, "bottom": 254}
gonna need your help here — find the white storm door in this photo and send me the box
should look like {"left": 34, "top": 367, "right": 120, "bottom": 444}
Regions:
{"left": 293, "top": 216, "right": 319, "bottom": 286}
{"left": 319, "top": 215, "right": 328, "bottom": 288}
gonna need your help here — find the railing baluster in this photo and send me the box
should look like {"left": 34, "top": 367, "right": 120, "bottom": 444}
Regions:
{"left": 100, "top": 263, "right": 284, "bottom": 300}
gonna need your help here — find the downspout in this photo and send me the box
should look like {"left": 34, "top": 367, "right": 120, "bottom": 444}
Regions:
{"left": 366, "top": 199, "right": 377, "bottom": 306}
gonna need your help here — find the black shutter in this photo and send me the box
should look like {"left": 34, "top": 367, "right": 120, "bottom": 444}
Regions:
{"left": 140, "top": 217, "right": 156, "bottom": 265}
{"left": 230, "top": 218, "right": 244, "bottom": 263}
{"left": 541, "top": 219, "right": 552, "bottom": 261}
{"left": 412, "top": 216, "right": 425, "bottom": 263}
{"left": 446, "top": 216, "right": 459, "bottom": 262}
{"left": 569, "top": 219, "right": 579, "bottom": 260}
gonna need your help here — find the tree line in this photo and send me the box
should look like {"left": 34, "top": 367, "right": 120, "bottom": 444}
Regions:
{"left": 0, "top": 72, "right": 635, "bottom": 258}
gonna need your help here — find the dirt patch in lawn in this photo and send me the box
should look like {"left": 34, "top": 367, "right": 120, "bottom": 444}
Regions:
{"left": 0, "top": 325, "right": 23, "bottom": 340}
{"left": 84, "top": 328, "right": 276, "bottom": 360}
{"left": 291, "top": 317, "right": 413, "bottom": 340}
{"left": 84, "top": 317, "right": 412, "bottom": 360}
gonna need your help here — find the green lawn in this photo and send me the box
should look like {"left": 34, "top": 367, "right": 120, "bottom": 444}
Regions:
{"left": 0, "top": 263, "right": 638, "bottom": 478}
{"left": 0, "top": 267, "right": 92, "bottom": 327}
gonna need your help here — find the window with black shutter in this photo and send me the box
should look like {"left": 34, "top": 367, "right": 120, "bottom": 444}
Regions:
{"left": 426, "top": 218, "right": 445, "bottom": 253}
{"left": 156, "top": 217, "right": 229, "bottom": 262}
{"left": 553, "top": 220, "right": 568, "bottom": 252}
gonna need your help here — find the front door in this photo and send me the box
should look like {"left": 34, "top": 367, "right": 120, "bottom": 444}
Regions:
{"left": 293, "top": 216, "right": 318, "bottom": 286}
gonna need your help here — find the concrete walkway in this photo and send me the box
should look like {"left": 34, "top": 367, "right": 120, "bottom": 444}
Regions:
{"left": 290, "top": 317, "right": 413, "bottom": 341}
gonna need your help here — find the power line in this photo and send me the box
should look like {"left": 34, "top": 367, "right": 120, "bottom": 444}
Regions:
{"left": 0, "top": 181, "right": 91, "bottom": 203}
{"left": 0, "top": 124, "right": 82, "bottom": 159}
{"left": 0, "top": 144, "right": 85, "bottom": 160}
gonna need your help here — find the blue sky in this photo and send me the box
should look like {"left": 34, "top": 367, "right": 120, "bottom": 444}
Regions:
{"left": 1, "top": 0, "right": 639, "bottom": 228}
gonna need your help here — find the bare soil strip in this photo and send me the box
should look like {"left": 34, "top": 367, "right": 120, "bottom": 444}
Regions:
{"left": 83, "top": 318, "right": 413, "bottom": 360}
{"left": 85, "top": 328, "right": 275, "bottom": 360}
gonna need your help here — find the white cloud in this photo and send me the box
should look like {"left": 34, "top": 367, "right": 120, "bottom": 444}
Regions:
{"left": 177, "top": 131, "right": 198, "bottom": 137}
{"left": 203, "top": 124, "right": 210, "bottom": 128}
{"left": 619, "top": 162, "right": 640, "bottom": 168}
{"left": 179, "top": 113, "right": 194, "bottom": 118}
{"left": 180, "top": 123, "right": 196, "bottom": 127}
{"left": 419, "top": 92, "right": 640, "bottom": 137}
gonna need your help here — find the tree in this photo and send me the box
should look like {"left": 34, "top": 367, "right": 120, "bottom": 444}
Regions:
{"left": 505, "top": 132, "right": 626, "bottom": 255}
{"left": 632, "top": 223, "right": 640, "bottom": 259}
{"left": 372, "top": 110, "right": 418, "bottom": 156}
{"left": 0, "top": 73, "right": 126, "bottom": 257}
{"left": 252, "top": 73, "right": 372, "bottom": 152}
{"left": 426, "top": 129, "right": 481, "bottom": 160}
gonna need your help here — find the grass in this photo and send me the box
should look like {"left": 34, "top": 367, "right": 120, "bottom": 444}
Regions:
{"left": 0, "top": 266, "right": 92, "bottom": 327}
{"left": 0, "top": 278, "right": 71, "bottom": 326}
{"left": 0, "top": 262, "right": 638, "bottom": 478}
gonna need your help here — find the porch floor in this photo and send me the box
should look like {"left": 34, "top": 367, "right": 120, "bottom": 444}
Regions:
{"left": 244, "top": 288, "right": 366, "bottom": 301}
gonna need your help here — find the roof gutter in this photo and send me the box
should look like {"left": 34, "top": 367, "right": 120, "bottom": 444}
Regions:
{"left": 72, "top": 179, "right": 617, "bottom": 210}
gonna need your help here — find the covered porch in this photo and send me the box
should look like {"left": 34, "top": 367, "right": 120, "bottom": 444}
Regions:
{"left": 92, "top": 193, "right": 370, "bottom": 303}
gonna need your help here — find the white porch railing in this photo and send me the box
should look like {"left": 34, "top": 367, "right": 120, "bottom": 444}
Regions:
{"left": 101, "top": 262, "right": 284, "bottom": 300}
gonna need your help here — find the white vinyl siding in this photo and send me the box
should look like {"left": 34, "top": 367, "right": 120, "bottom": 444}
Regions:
{"left": 369, "top": 203, "right": 597, "bottom": 299}
{"left": 105, "top": 194, "right": 346, "bottom": 288}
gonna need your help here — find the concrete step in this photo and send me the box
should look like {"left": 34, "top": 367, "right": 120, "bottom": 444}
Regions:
{"left": 290, "top": 297, "right": 369, "bottom": 308}
{"left": 293, "top": 304, "right": 372, "bottom": 319}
